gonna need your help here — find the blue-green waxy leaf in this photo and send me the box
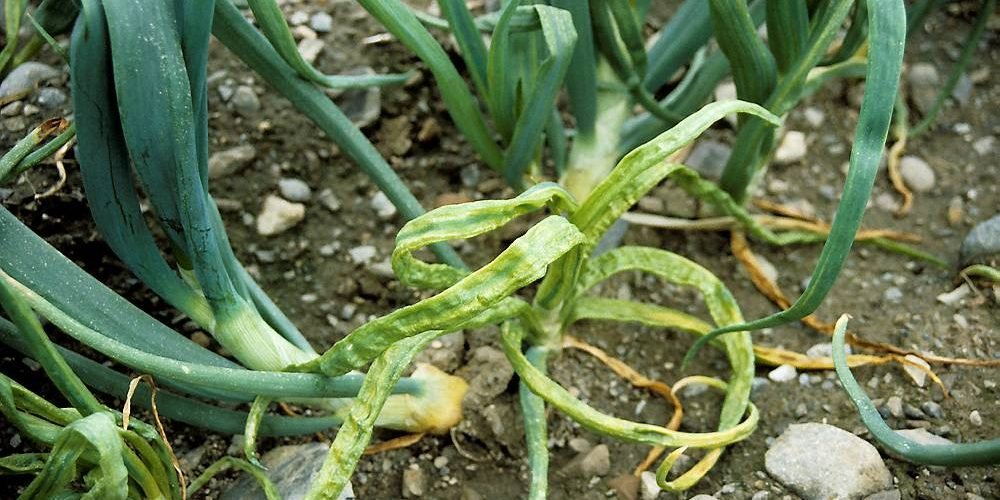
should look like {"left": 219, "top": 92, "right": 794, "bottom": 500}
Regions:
{"left": 686, "top": 0, "right": 908, "bottom": 365}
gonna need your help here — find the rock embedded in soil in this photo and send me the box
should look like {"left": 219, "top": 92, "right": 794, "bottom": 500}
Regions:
{"left": 221, "top": 443, "right": 355, "bottom": 500}
{"left": 458, "top": 346, "right": 514, "bottom": 407}
{"left": 0, "top": 62, "right": 61, "bottom": 102}
{"left": 907, "top": 63, "right": 940, "bottom": 114}
{"left": 208, "top": 144, "right": 257, "bottom": 178}
{"left": 898, "top": 156, "right": 935, "bottom": 192}
{"left": 231, "top": 85, "right": 261, "bottom": 116}
{"left": 256, "top": 195, "right": 305, "bottom": 236}
{"left": 278, "top": 178, "right": 312, "bottom": 202}
{"left": 774, "top": 131, "right": 807, "bottom": 165}
{"left": 765, "top": 423, "right": 892, "bottom": 500}
{"left": 577, "top": 444, "right": 610, "bottom": 477}
{"left": 685, "top": 140, "right": 732, "bottom": 180}
{"left": 959, "top": 214, "right": 1000, "bottom": 265}
{"left": 402, "top": 464, "right": 426, "bottom": 498}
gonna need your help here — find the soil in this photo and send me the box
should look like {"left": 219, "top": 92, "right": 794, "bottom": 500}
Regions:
{"left": 1, "top": 1, "right": 997, "bottom": 499}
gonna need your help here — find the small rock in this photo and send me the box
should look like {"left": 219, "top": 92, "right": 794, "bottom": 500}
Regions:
{"left": 380, "top": 116, "right": 412, "bottom": 156}
{"left": 459, "top": 346, "right": 514, "bottom": 407}
{"left": 959, "top": 214, "right": 1000, "bottom": 265}
{"left": 0, "top": 62, "right": 60, "bottom": 102}
{"left": 292, "top": 25, "right": 316, "bottom": 41}
{"left": 221, "top": 443, "right": 354, "bottom": 500}
{"left": 256, "top": 195, "right": 305, "bottom": 236}
{"left": 972, "top": 136, "right": 995, "bottom": 156}
{"left": 969, "top": 410, "right": 983, "bottom": 427}
{"left": 898, "top": 156, "right": 935, "bottom": 192}
{"left": 298, "top": 38, "right": 325, "bottom": 64}
{"left": 803, "top": 107, "right": 825, "bottom": 128}
{"left": 348, "top": 245, "right": 376, "bottom": 265}
{"left": 370, "top": 191, "right": 397, "bottom": 220}
{"left": 608, "top": 474, "right": 640, "bottom": 500}
{"left": 289, "top": 11, "right": 309, "bottom": 25}
{"left": 765, "top": 423, "right": 892, "bottom": 500}
{"left": 278, "top": 178, "right": 312, "bottom": 202}
{"left": 231, "top": 85, "right": 261, "bottom": 116}
{"left": 414, "top": 331, "right": 464, "bottom": 372}
{"left": 309, "top": 12, "right": 333, "bottom": 33}
{"left": 886, "top": 396, "right": 904, "bottom": 418}
{"left": 690, "top": 496, "right": 718, "bottom": 500}
{"left": 936, "top": 283, "right": 971, "bottom": 305}
{"left": 1, "top": 101, "right": 22, "bottom": 116}
{"left": 417, "top": 117, "right": 440, "bottom": 142}
{"left": 874, "top": 192, "right": 900, "bottom": 213}
{"left": 883, "top": 286, "right": 903, "bottom": 303}
{"left": 947, "top": 196, "right": 964, "bottom": 226}
{"left": 951, "top": 73, "right": 972, "bottom": 105}
{"left": 907, "top": 63, "right": 940, "bottom": 114}
{"left": 895, "top": 428, "right": 952, "bottom": 446}
{"left": 768, "top": 364, "right": 797, "bottom": 383}
{"left": 21, "top": 103, "right": 38, "bottom": 116}
{"left": 4, "top": 116, "right": 26, "bottom": 132}
{"left": 336, "top": 67, "right": 381, "bottom": 128}
{"left": 568, "top": 437, "right": 592, "bottom": 453}
{"left": 921, "top": 401, "right": 943, "bottom": 419}
{"left": 865, "top": 490, "right": 902, "bottom": 500}
{"left": 685, "top": 140, "right": 732, "bottom": 180}
{"left": 752, "top": 492, "right": 770, "bottom": 500}
{"left": 460, "top": 164, "right": 480, "bottom": 188}
{"left": 640, "top": 471, "right": 661, "bottom": 500}
{"left": 190, "top": 331, "right": 211, "bottom": 348}
{"left": 774, "top": 131, "right": 807, "bottom": 165}
{"left": 317, "top": 188, "right": 341, "bottom": 212}
{"left": 402, "top": 464, "right": 426, "bottom": 498}
{"left": 218, "top": 83, "right": 235, "bottom": 101}
{"left": 583, "top": 444, "right": 611, "bottom": 477}
{"left": 901, "top": 354, "right": 930, "bottom": 387}
{"left": 903, "top": 404, "right": 925, "bottom": 420}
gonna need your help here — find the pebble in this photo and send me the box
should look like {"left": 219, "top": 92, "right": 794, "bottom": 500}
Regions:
{"left": 774, "top": 131, "right": 807, "bottom": 165}
{"left": 370, "top": 191, "right": 397, "bottom": 220}
{"left": 685, "top": 140, "right": 732, "bottom": 179}
{"left": 218, "top": 83, "right": 235, "bottom": 101}
{"left": 883, "top": 286, "right": 903, "bottom": 303}
{"left": 402, "top": 464, "right": 426, "bottom": 498}
{"left": 0, "top": 62, "right": 60, "bottom": 102}
{"left": 874, "top": 192, "right": 900, "bottom": 213}
{"left": 414, "top": 330, "right": 464, "bottom": 372}
{"left": 568, "top": 437, "right": 592, "bottom": 453}
{"left": 289, "top": 10, "right": 309, "bottom": 25}
{"left": 903, "top": 404, "right": 925, "bottom": 420}
{"left": 865, "top": 490, "right": 902, "bottom": 500}
{"left": 460, "top": 164, "right": 480, "bottom": 188}
{"left": 765, "top": 423, "right": 892, "bottom": 500}
{"left": 715, "top": 80, "right": 738, "bottom": 125}
{"left": 768, "top": 364, "right": 797, "bottom": 383}
{"left": 901, "top": 354, "right": 930, "bottom": 387}
{"left": 298, "top": 38, "right": 325, "bottom": 64}
{"left": 936, "top": 283, "right": 971, "bottom": 305}
{"left": 895, "top": 428, "right": 952, "bottom": 446}
{"left": 921, "top": 401, "right": 943, "bottom": 419}
{"left": 256, "top": 195, "right": 305, "bottom": 236}
{"left": 972, "top": 136, "right": 995, "bottom": 156}
{"left": 608, "top": 474, "right": 640, "bottom": 500}
{"left": 309, "top": 12, "right": 333, "bottom": 33}
{"left": 458, "top": 346, "right": 514, "bottom": 407}
{"left": 907, "top": 63, "right": 940, "bottom": 114}
{"left": 317, "top": 188, "right": 341, "bottom": 212}
{"left": 898, "top": 156, "right": 935, "bottom": 192}
{"left": 208, "top": 145, "right": 257, "bottom": 178}
{"left": 336, "top": 67, "right": 381, "bottom": 128}
{"left": 951, "top": 73, "right": 972, "bottom": 105}
{"left": 969, "top": 410, "right": 983, "bottom": 427}
{"left": 959, "top": 214, "right": 1000, "bottom": 265}
{"left": 4, "top": 116, "right": 26, "bottom": 131}
{"left": 278, "top": 178, "right": 312, "bottom": 202}
{"left": 221, "top": 443, "right": 354, "bottom": 500}
{"left": 751, "top": 492, "right": 769, "bottom": 500}
{"left": 1, "top": 101, "right": 21, "bottom": 116}
{"left": 640, "top": 471, "right": 661, "bottom": 500}
{"left": 578, "top": 444, "right": 610, "bottom": 477}
{"left": 231, "top": 85, "right": 261, "bottom": 116}
{"left": 348, "top": 245, "right": 376, "bottom": 265}
{"left": 885, "top": 396, "right": 904, "bottom": 418}
{"left": 803, "top": 107, "right": 825, "bottom": 128}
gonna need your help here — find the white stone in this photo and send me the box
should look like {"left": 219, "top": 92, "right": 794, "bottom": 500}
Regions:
{"left": 901, "top": 354, "right": 930, "bottom": 387}
{"left": 640, "top": 471, "right": 661, "bottom": 500}
{"left": 370, "top": 191, "right": 397, "bottom": 219}
{"left": 774, "top": 131, "right": 807, "bottom": 165}
{"left": 298, "top": 38, "right": 325, "bottom": 64}
{"left": 899, "top": 156, "right": 935, "bottom": 192}
{"left": 768, "top": 364, "right": 797, "bottom": 383}
{"left": 348, "top": 245, "right": 377, "bottom": 265}
{"left": 256, "top": 195, "right": 305, "bottom": 236}
{"left": 803, "top": 107, "right": 825, "bottom": 128}
{"left": 278, "top": 178, "right": 312, "bottom": 202}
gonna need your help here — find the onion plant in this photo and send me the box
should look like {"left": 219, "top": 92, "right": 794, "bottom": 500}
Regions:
{"left": 0, "top": 0, "right": 957, "bottom": 497}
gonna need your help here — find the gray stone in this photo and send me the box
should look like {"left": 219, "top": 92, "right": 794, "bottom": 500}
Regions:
{"left": 685, "top": 140, "right": 732, "bottom": 180}
{"left": 951, "top": 73, "right": 973, "bottom": 105}
{"left": 896, "top": 428, "right": 952, "bottom": 446}
{"left": 969, "top": 410, "right": 983, "bottom": 427}
{"left": 278, "top": 178, "right": 312, "bottom": 202}
{"left": 231, "top": 85, "right": 261, "bottom": 116}
{"left": 336, "top": 67, "right": 381, "bottom": 128}
{"left": 1, "top": 101, "right": 21, "bottom": 116}
{"left": 348, "top": 245, "right": 377, "bottom": 265}
{"left": 578, "top": 444, "right": 610, "bottom": 477}
{"left": 803, "top": 107, "right": 825, "bottom": 128}
{"left": 221, "top": 443, "right": 355, "bottom": 500}
{"left": 289, "top": 10, "right": 309, "bottom": 26}
{"left": 883, "top": 287, "right": 903, "bottom": 303}
{"left": 921, "top": 401, "right": 943, "bottom": 419}
{"left": 36, "top": 87, "right": 66, "bottom": 108}
{"left": 907, "top": 63, "right": 940, "bottom": 114}
{"left": 765, "top": 423, "right": 892, "bottom": 500}
{"left": 298, "top": 38, "right": 325, "bottom": 64}
{"left": 208, "top": 145, "right": 256, "bottom": 178}
{"left": 310, "top": 12, "right": 333, "bottom": 33}
{"left": 640, "top": 471, "right": 661, "bottom": 500}
{"left": 459, "top": 346, "right": 514, "bottom": 407}
{"left": 0, "top": 62, "right": 60, "bottom": 102}
{"left": 886, "top": 396, "right": 903, "bottom": 418}
{"left": 370, "top": 191, "right": 397, "bottom": 220}
{"left": 972, "top": 136, "right": 995, "bottom": 156}
{"left": 774, "top": 131, "right": 808, "bottom": 165}
{"left": 960, "top": 214, "right": 1000, "bottom": 265}
{"left": 898, "top": 156, "right": 935, "bottom": 192}
{"left": 256, "top": 195, "right": 305, "bottom": 236}
{"left": 460, "top": 164, "right": 481, "bottom": 188}
{"left": 317, "top": 188, "right": 341, "bottom": 212}
{"left": 864, "top": 490, "right": 901, "bottom": 500}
